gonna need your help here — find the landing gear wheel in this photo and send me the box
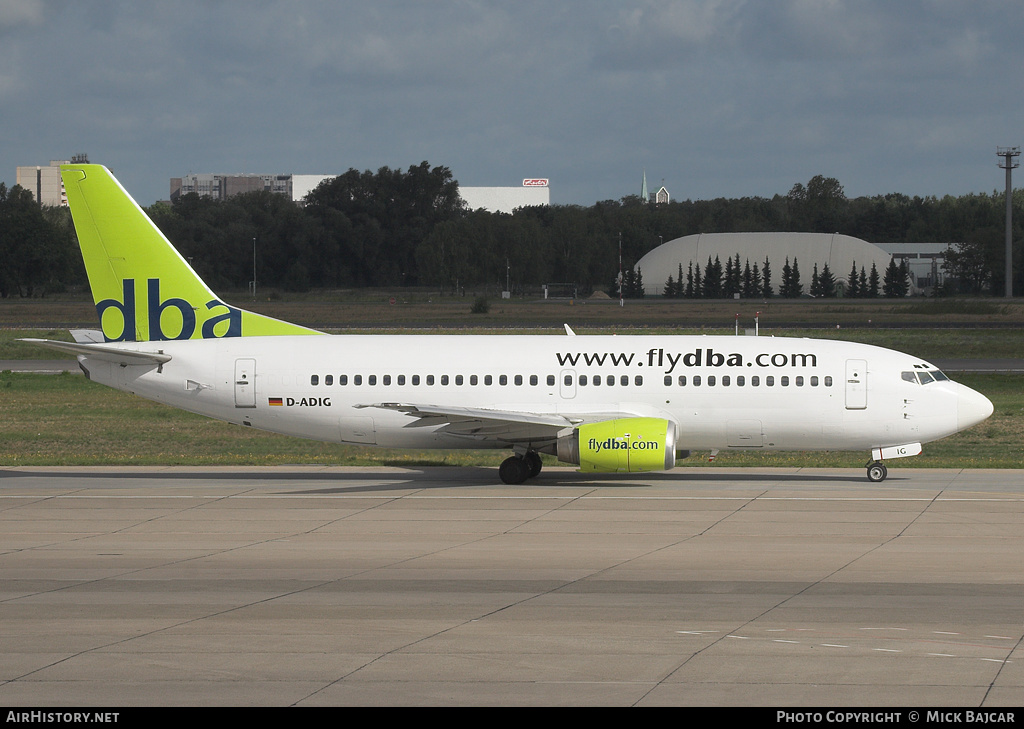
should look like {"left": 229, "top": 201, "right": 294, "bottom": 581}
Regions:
{"left": 866, "top": 462, "right": 888, "bottom": 483}
{"left": 524, "top": 451, "right": 542, "bottom": 478}
{"left": 499, "top": 455, "right": 531, "bottom": 485}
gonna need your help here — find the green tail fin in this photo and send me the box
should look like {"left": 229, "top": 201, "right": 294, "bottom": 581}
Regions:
{"left": 61, "top": 164, "right": 324, "bottom": 342}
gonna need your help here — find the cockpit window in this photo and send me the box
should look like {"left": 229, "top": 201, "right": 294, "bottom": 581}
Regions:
{"left": 902, "top": 369, "right": 950, "bottom": 385}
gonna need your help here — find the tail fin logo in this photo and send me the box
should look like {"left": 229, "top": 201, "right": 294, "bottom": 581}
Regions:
{"left": 98, "top": 278, "right": 242, "bottom": 342}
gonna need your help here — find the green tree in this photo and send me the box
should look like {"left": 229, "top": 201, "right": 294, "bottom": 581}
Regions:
{"left": 0, "top": 184, "right": 80, "bottom": 298}
{"left": 868, "top": 263, "right": 880, "bottom": 297}
{"left": 883, "top": 258, "right": 910, "bottom": 297}
{"left": 818, "top": 262, "right": 836, "bottom": 297}
{"left": 305, "top": 161, "right": 465, "bottom": 286}
{"left": 846, "top": 261, "right": 860, "bottom": 298}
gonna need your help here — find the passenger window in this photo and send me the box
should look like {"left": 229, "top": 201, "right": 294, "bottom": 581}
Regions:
{"left": 810, "top": 376, "right": 818, "bottom": 386}
{"left": 607, "top": 375, "right": 614, "bottom": 386}
{"left": 693, "top": 375, "right": 701, "bottom": 386}
{"left": 579, "top": 375, "right": 588, "bottom": 386}
{"left": 310, "top": 375, "right": 319, "bottom": 386}
{"left": 737, "top": 376, "right": 744, "bottom": 386}
{"left": 455, "top": 375, "right": 464, "bottom": 385}
{"left": 620, "top": 375, "right": 628, "bottom": 386}
{"left": 426, "top": 375, "right": 434, "bottom": 385}
{"left": 339, "top": 375, "right": 348, "bottom": 386}
{"left": 796, "top": 376, "right": 803, "bottom": 386}
{"left": 781, "top": 376, "right": 789, "bottom": 386}
{"left": 325, "top": 375, "right": 333, "bottom": 386}
{"left": 722, "top": 375, "right": 730, "bottom": 386}
{"left": 751, "top": 376, "right": 759, "bottom": 386}
{"left": 530, "top": 375, "right": 538, "bottom": 386}
{"left": 470, "top": 375, "right": 478, "bottom": 385}
{"left": 499, "top": 375, "right": 507, "bottom": 386}
{"left": 397, "top": 375, "right": 405, "bottom": 385}
{"left": 485, "top": 375, "right": 492, "bottom": 386}
{"left": 825, "top": 376, "right": 833, "bottom": 387}
{"left": 546, "top": 375, "right": 555, "bottom": 386}
{"left": 382, "top": 375, "right": 391, "bottom": 385}
{"left": 766, "top": 376, "right": 775, "bottom": 386}
{"left": 564, "top": 374, "right": 572, "bottom": 386}
{"left": 354, "top": 375, "right": 362, "bottom": 386}
{"left": 592, "top": 375, "right": 600, "bottom": 387}
{"left": 664, "top": 375, "right": 672, "bottom": 386}
{"left": 368, "top": 375, "right": 376, "bottom": 386}
{"left": 441, "top": 375, "right": 449, "bottom": 385}
{"left": 515, "top": 375, "right": 523, "bottom": 386}
{"left": 678, "top": 376, "right": 687, "bottom": 386}
{"left": 412, "top": 375, "right": 420, "bottom": 385}
{"left": 708, "top": 375, "right": 716, "bottom": 386}
{"left": 635, "top": 375, "right": 643, "bottom": 386}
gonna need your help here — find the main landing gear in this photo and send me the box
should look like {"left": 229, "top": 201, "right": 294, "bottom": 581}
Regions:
{"left": 866, "top": 461, "right": 888, "bottom": 483}
{"left": 499, "top": 451, "right": 542, "bottom": 485}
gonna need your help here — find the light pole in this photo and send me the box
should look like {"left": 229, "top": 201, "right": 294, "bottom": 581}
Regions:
{"left": 251, "top": 237, "right": 257, "bottom": 300}
{"left": 997, "top": 147, "right": 1020, "bottom": 298}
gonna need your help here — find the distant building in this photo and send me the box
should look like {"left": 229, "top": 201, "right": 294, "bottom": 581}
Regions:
{"left": 14, "top": 156, "right": 86, "bottom": 206}
{"left": 291, "top": 174, "right": 335, "bottom": 203}
{"left": 460, "top": 179, "right": 550, "bottom": 213}
{"left": 640, "top": 170, "right": 669, "bottom": 204}
{"left": 170, "top": 173, "right": 335, "bottom": 203}
{"left": 874, "top": 242, "right": 951, "bottom": 291}
{"left": 636, "top": 232, "right": 895, "bottom": 296}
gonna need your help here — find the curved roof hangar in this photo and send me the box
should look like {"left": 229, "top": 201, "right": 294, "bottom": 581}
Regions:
{"left": 637, "top": 232, "right": 892, "bottom": 296}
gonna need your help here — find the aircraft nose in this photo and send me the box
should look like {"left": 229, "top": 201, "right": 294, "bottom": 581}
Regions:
{"left": 956, "top": 383, "right": 994, "bottom": 432}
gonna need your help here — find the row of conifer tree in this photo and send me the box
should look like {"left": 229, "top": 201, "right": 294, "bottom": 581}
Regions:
{"left": 613, "top": 254, "right": 912, "bottom": 299}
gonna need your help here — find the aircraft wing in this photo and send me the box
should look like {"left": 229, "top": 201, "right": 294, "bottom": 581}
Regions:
{"left": 356, "top": 402, "right": 635, "bottom": 444}
{"left": 18, "top": 339, "right": 171, "bottom": 366}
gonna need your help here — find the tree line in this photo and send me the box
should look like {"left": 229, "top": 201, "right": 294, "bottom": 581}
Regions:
{"left": 0, "top": 183, "right": 81, "bottom": 298}
{"left": 0, "top": 166, "right": 1019, "bottom": 298}
{"left": 654, "top": 255, "right": 910, "bottom": 299}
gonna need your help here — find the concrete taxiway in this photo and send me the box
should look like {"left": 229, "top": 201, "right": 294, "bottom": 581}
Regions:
{"left": 2, "top": 465, "right": 1024, "bottom": 707}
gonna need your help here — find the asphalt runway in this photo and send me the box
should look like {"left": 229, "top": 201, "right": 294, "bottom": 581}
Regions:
{"left": 2, "top": 465, "right": 1024, "bottom": 707}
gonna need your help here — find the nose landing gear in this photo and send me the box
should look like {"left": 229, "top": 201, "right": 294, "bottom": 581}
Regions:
{"left": 866, "top": 461, "right": 888, "bottom": 483}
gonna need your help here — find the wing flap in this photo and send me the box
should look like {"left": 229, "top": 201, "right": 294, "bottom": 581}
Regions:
{"left": 355, "top": 402, "right": 640, "bottom": 444}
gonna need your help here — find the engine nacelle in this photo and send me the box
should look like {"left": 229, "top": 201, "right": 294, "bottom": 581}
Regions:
{"left": 557, "top": 417, "right": 678, "bottom": 473}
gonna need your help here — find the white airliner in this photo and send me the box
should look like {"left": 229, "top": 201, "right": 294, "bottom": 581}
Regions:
{"left": 25, "top": 165, "right": 993, "bottom": 484}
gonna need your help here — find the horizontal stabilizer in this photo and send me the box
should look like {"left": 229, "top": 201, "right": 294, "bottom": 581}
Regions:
{"left": 19, "top": 339, "right": 171, "bottom": 366}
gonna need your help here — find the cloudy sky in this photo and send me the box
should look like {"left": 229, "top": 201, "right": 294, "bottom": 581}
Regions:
{"left": 2, "top": 0, "right": 1022, "bottom": 206}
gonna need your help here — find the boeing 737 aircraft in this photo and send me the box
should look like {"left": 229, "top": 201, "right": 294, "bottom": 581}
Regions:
{"left": 25, "top": 164, "right": 993, "bottom": 484}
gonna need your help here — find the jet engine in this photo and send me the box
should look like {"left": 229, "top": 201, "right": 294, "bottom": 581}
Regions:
{"left": 556, "top": 417, "right": 678, "bottom": 473}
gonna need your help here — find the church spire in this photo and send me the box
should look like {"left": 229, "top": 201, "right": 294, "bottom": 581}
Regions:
{"left": 641, "top": 169, "right": 648, "bottom": 202}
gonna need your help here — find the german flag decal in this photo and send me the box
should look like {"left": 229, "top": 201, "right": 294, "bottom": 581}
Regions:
{"left": 268, "top": 397, "right": 283, "bottom": 406}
